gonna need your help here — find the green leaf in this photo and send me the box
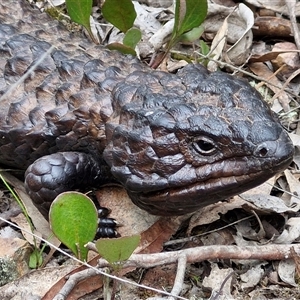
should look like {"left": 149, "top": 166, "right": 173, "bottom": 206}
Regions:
{"left": 29, "top": 248, "right": 43, "bottom": 268}
{"left": 102, "top": 0, "right": 136, "bottom": 33}
{"left": 65, "top": 0, "right": 95, "bottom": 41}
{"left": 49, "top": 192, "right": 98, "bottom": 261}
{"left": 199, "top": 39, "right": 210, "bottom": 56}
{"left": 173, "top": 0, "right": 207, "bottom": 40}
{"left": 107, "top": 43, "right": 136, "bottom": 56}
{"left": 66, "top": 0, "right": 92, "bottom": 27}
{"left": 123, "top": 28, "right": 141, "bottom": 49}
{"left": 179, "top": 24, "right": 204, "bottom": 44}
{"left": 95, "top": 235, "right": 140, "bottom": 268}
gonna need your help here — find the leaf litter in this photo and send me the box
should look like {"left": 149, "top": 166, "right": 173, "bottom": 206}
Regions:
{"left": 1, "top": 0, "right": 300, "bottom": 299}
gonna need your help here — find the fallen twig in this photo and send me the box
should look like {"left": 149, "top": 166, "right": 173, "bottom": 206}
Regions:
{"left": 167, "top": 254, "right": 187, "bottom": 300}
{"left": 85, "top": 242, "right": 300, "bottom": 269}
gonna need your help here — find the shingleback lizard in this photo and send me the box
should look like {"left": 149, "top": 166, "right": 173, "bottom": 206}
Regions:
{"left": 0, "top": 0, "right": 294, "bottom": 218}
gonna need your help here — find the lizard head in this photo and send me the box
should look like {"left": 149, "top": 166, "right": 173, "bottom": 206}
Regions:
{"left": 103, "top": 64, "right": 294, "bottom": 216}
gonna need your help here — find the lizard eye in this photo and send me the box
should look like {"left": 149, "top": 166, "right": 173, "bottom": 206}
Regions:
{"left": 192, "top": 137, "right": 217, "bottom": 155}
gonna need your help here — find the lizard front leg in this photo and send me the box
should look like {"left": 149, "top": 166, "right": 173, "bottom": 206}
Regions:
{"left": 25, "top": 152, "right": 112, "bottom": 219}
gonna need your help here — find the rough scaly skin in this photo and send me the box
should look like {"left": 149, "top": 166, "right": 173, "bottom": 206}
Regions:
{"left": 0, "top": 0, "right": 294, "bottom": 217}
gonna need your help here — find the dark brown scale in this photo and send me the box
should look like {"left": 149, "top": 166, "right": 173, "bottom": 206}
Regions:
{"left": 0, "top": 0, "right": 294, "bottom": 218}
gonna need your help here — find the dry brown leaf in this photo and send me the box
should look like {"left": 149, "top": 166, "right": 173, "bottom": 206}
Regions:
{"left": 137, "top": 216, "right": 186, "bottom": 254}
{"left": 226, "top": 3, "right": 254, "bottom": 65}
{"left": 245, "top": 0, "right": 300, "bottom": 16}
{"left": 283, "top": 169, "right": 300, "bottom": 209}
{"left": 278, "top": 259, "right": 297, "bottom": 287}
{"left": 202, "top": 263, "right": 234, "bottom": 298}
{"left": 233, "top": 232, "right": 260, "bottom": 248}
{"left": 249, "top": 50, "right": 300, "bottom": 64}
{"left": 243, "top": 180, "right": 275, "bottom": 196}
{"left": 140, "top": 264, "right": 177, "bottom": 291}
{"left": 205, "top": 3, "right": 254, "bottom": 67}
{"left": 96, "top": 186, "right": 184, "bottom": 253}
{"left": 240, "top": 265, "right": 264, "bottom": 289}
{"left": 205, "top": 3, "right": 251, "bottom": 44}
{"left": 11, "top": 213, "right": 42, "bottom": 247}
{"left": 167, "top": 59, "right": 188, "bottom": 73}
{"left": 240, "top": 193, "right": 298, "bottom": 214}
{"left": 208, "top": 10, "right": 229, "bottom": 70}
{"left": 42, "top": 256, "right": 101, "bottom": 300}
{"left": 289, "top": 133, "right": 300, "bottom": 148}
{"left": 235, "top": 219, "right": 263, "bottom": 241}
{"left": 200, "top": 229, "right": 235, "bottom": 246}
{"left": 188, "top": 196, "right": 259, "bottom": 235}
{"left": 261, "top": 219, "right": 281, "bottom": 240}
{"left": 275, "top": 217, "right": 300, "bottom": 244}
{"left": 0, "top": 265, "right": 75, "bottom": 299}
{"left": 96, "top": 186, "right": 159, "bottom": 237}
{"left": 271, "top": 42, "right": 300, "bottom": 79}
{"left": 253, "top": 16, "right": 293, "bottom": 37}
{"left": 0, "top": 237, "right": 31, "bottom": 262}
{"left": 248, "top": 62, "right": 291, "bottom": 112}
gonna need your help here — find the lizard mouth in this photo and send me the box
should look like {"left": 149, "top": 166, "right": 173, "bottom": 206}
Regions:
{"left": 128, "top": 151, "right": 293, "bottom": 216}
{"left": 128, "top": 171, "right": 268, "bottom": 216}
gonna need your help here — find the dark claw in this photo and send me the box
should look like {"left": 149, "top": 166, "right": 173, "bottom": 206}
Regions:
{"left": 96, "top": 227, "right": 118, "bottom": 239}
{"left": 95, "top": 206, "right": 118, "bottom": 238}
{"left": 98, "top": 217, "right": 118, "bottom": 228}
{"left": 97, "top": 207, "right": 112, "bottom": 218}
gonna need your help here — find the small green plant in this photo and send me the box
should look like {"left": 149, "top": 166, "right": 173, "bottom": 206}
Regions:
{"left": 50, "top": 190, "right": 140, "bottom": 298}
{"left": 65, "top": 0, "right": 141, "bottom": 54}
{"left": 95, "top": 234, "right": 140, "bottom": 299}
{"left": 49, "top": 191, "right": 98, "bottom": 261}
{"left": 0, "top": 174, "right": 44, "bottom": 268}
{"left": 158, "top": 0, "right": 207, "bottom": 65}
{"left": 170, "top": 0, "right": 207, "bottom": 48}
{"left": 102, "top": 0, "right": 141, "bottom": 55}
{"left": 65, "top": 0, "right": 208, "bottom": 61}
{"left": 65, "top": 0, "right": 98, "bottom": 43}
{"left": 95, "top": 235, "right": 140, "bottom": 270}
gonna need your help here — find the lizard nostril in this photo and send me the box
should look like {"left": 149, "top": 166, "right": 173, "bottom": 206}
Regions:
{"left": 258, "top": 147, "right": 268, "bottom": 157}
{"left": 254, "top": 142, "right": 271, "bottom": 158}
